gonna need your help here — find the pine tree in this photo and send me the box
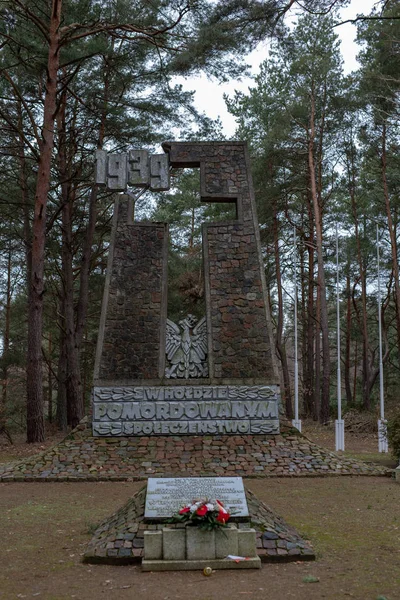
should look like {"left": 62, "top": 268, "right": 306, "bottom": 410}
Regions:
{"left": 227, "top": 12, "right": 345, "bottom": 420}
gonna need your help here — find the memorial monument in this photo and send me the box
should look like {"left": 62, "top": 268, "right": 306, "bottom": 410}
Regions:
{"left": 92, "top": 142, "right": 280, "bottom": 437}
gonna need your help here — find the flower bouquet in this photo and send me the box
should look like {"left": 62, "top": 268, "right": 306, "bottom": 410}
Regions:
{"left": 171, "top": 498, "right": 231, "bottom": 530}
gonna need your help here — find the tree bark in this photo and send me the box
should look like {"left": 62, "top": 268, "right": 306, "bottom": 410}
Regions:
{"left": 308, "top": 89, "right": 330, "bottom": 424}
{"left": 347, "top": 138, "right": 371, "bottom": 410}
{"left": 0, "top": 247, "right": 13, "bottom": 443}
{"left": 344, "top": 271, "right": 353, "bottom": 407}
{"left": 299, "top": 237, "right": 309, "bottom": 416}
{"left": 302, "top": 190, "right": 315, "bottom": 418}
{"left": 16, "top": 98, "right": 33, "bottom": 290}
{"left": 75, "top": 53, "right": 111, "bottom": 350}
{"left": 273, "top": 203, "right": 293, "bottom": 419}
{"left": 353, "top": 339, "right": 358, "bottom": 403}
{"left": 314, "top": 280, "right": 321, "bottom": 421}
{"left": 58, "top": 54, "right": 109, "bottom": 423}
{"left": 26, "top": 0, "right": 62, "bottom": 442}
{"left": 57, "top": 86, "right": 84, "bottom": 428}
{"left": 56, "top": 307, "right": 68, "bottom": 432}
{"left": 381, "top": 121, "right": 400, "bottom": 368}
{"left": 48, "top": 333, "right": 53, "bottom": 423}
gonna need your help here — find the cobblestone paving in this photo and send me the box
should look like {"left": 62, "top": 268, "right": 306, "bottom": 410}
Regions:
{"left": 0, "top": 419, "right": 391, "bottom": 481}
{"left": 83, "top": 486, "right": 315, "bottom": 564}
{"left": 0, "top": 460, "right": 20, "bottom": 476}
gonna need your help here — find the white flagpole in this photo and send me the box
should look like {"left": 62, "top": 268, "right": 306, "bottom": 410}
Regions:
{"left": 292, "top": 227, "right": 301, "bottom": 432}
{"left": 335, "top": 224, "right": 344, "bottom": 451}
{"left": 377, "top": 225, "right": 388, "bottom": 452}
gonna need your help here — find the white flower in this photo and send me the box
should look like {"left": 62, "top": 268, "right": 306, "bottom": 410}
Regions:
{"left": 205, "top": 503, "right": 214, "bottom": 511}
{"left": 190, "top": 504, "right": 198, "bottom": 513}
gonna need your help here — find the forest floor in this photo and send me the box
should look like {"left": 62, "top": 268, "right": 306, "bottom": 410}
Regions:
{"left": 0, "top": 421, "right": 399, "bottom": 600}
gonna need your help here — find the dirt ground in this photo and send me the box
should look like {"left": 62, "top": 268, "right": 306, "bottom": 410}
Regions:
{"left": 0, "top": 423, "right": 399, "bottom": 600}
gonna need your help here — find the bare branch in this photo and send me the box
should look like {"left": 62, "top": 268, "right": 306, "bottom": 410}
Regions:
{"left": 0, "top": 107, "right": 39, "bottom": 158}
{"left": 294, "top": 0, "right": 344, "bottom": 16}
{"left": 59, "top": 4, "right": 190, "bottom": 46}
{"left": 334, "top": 16, "right": 400, "bottom": 27}
{"left": 1, "top": 70, "right": 41, "bottom": 146}
{"left": 12, "top": 0, "right": 50, "bottom": 41}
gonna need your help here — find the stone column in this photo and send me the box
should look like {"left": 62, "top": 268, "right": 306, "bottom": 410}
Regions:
{"left": 163, "top": 142, "right": 274, "bottom": 381}
{"left": 94, "top": 195, "right": 168, "bottom": 383}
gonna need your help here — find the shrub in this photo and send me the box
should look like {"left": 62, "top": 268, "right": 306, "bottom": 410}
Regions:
{"left": 386, "top": 412, "right": 400, "bottom": 461}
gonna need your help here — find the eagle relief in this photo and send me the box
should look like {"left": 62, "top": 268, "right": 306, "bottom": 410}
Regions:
{"left": 165, "top": 314, "right": 208, "bottom": 379}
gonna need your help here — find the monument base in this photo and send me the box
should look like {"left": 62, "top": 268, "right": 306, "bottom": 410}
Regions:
{"left": 1, "top": 418, "right": 391, "bottom": 482}
{"left": 83, "top": 485, "right": 316, "bottom": 564}
{"left": 142, "top": 557, "right": 261, "bottom": 571}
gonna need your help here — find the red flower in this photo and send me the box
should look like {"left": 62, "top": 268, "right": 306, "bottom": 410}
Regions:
{"left": 196, "top": 505, "right": 208, "bottom": 517}
{"left": 179, "top": 506, "right": 190, "bottom": 514}
{"left": 216, "top": 511, "right": 230, "bottom": 524}
{"left": 215, "top": 499, "right": 230, "bottom": 524}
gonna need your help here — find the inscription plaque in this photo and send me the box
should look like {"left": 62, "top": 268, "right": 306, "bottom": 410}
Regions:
{"left": 144, "top": 477, "right": 249, "bottom": 519}
{"left": 92, "top": 385, "right": 280, "bottom": 437}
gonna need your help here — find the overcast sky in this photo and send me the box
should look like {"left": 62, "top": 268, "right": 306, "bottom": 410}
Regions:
{"left": 174, "top": 0, "right": 377, "bottom": 137}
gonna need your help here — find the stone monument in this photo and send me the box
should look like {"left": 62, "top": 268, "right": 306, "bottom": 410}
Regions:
{"left": 141, "top": 476, "right": 261, "bottom": 571}
{"left": 92, "top": 142, "right": 280, "bottom": 437}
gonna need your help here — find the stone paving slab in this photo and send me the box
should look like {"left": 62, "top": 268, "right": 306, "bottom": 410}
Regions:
{"left": 83, "top": 485, "right": 316, "bottom": 564}
{"left": 0, "top": 418, "right": 391, "bottom": 482}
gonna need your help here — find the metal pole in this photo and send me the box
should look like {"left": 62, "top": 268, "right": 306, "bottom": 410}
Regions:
{"left": 335, "top": 224, "right": 344, "bottom": 451}
{"left": 292, "top": 227, "right": 301, "bottom": 432}
{"left": 377, "top": 225, "right": 388, "bottom": 452}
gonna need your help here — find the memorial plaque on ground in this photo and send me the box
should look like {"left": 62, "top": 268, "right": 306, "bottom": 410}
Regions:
{"left": 144, "top": 477, "right": 249, "bottom": 519}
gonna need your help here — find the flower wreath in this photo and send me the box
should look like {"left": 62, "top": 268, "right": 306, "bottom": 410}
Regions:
{"left": 171, "top": 498, "right": 231, "bottom": 530}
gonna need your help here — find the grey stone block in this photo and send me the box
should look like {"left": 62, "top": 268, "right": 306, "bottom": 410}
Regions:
{"left": 163, "top": 528, "right": 186, "bottom": 561}
{"left": 144, "top": 531, "right": 163, "bottom": 560}
{"left": 186, "top": 527, "right": 216, "bottom": 560}
{"left": 142, "top": 557, "right": 261, "bottom": 571}
{"left": 215, "top": 526, "right": 238, "bottom": 559}
{"left": 238, "top": 529, "right": 257, "bottom": 558}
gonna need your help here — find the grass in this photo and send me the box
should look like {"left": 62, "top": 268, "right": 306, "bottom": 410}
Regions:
{"left": 0, "top": 478, "right": 399, "bottom": 600}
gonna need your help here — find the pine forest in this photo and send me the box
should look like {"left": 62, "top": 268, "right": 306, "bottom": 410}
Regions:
{"left": 0, "top": 0, "right": 399, "bottom": 442}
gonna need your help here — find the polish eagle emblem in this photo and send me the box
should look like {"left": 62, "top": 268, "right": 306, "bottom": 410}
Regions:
{"left": 165, "top": 314, "right": 208, "bottom": 378}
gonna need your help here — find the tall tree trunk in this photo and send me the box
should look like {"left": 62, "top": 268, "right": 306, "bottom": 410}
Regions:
{"left": 16, "top": 98, "right": 33, "bottom": 437}
{"left": 382, "top": 121, "right": 400, "bottom": 367}
{"left": 299, "top": 237, "right": 310, "bottom": 416}
{"left": 347, "top": 140, "right": 371, "bottom": 410}
{"left": 48, "top": 332, "right": 53, "bottom": 423}
{"left": 308, "top": 90, "right": 330, "bottom": 424}
{"left": 26, "top": 0, "right": 62, "bottom": 442}
{"left": 56, "top": 309, "right": 68, "bottom": 432}
{"left": 16, "top": 99, "right": 33, "bottom": 289}
{"left": 75, "top": 57, "right": 108, "bottom": 350}
{"left": 314, "top": 281, "right": 321, "bottom": 421}
{"left": 344, "top": 271, "right": 353, "bottom": 407}
{"left": 75, "top": 186, "right": 98, "bottom": 350}
{"left": 302, "top": 190, "right": 315, "bottom": 418}
{"left": 57, "top": 88, "right": 83, "bottom": 428}
{"left": 365, "top": 275, "right": 392, "bottom": 400}
{"left": 57, "top": 55, "right": 110, "bottom": 421}
{"left": 353, "top": 339, "right": 358, "bottom": 403}
{"left": 0, "top": 247, "right": 13, "bottom": 443}
{"left": 273, "top": 204, "right": 293, "bottom": 419}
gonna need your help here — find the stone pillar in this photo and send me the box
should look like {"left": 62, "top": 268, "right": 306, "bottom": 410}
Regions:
{"left": 163, "top": 142, "right": 274, "bottom": 381}
{"left": 94, "top": 195, "right": 168, "bottom": 383}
